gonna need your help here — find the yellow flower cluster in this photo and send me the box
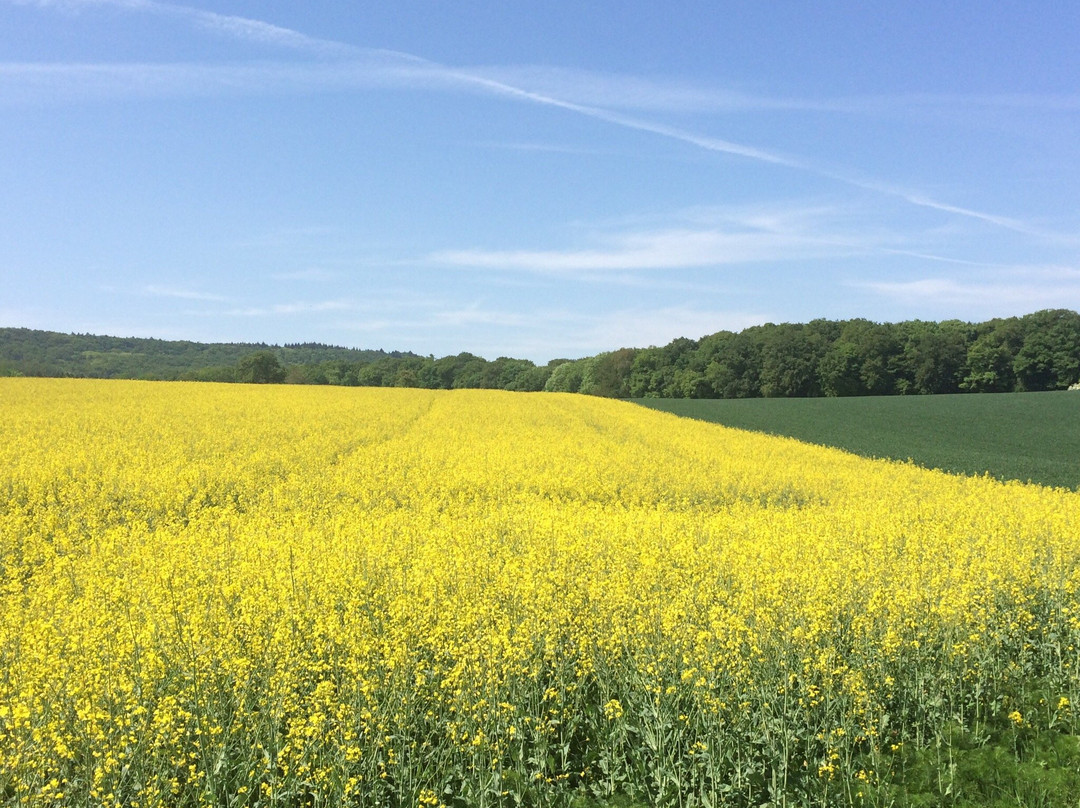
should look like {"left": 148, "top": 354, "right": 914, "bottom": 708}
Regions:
{"left": 1, "top": 379, "right": 1078, "bottom": 806}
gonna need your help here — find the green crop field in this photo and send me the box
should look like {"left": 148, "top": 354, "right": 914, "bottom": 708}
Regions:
{"left": 634, "top": 391, "right": 1080, "bottom": 490}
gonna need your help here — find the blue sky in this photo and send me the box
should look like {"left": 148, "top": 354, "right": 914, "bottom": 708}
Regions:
{"left": 2, "top": 1, "right": 1079, "bottom": 362}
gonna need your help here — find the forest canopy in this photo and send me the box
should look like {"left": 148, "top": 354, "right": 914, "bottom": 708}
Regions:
{"left": 2, "top": 309, "right": 1078, "bottom": 398}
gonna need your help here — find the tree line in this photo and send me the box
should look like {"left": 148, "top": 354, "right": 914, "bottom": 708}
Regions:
{"left": 550, "top": 309, "right": 1080, "bottom": 398}
{"left": 3, "top": 309, "right": 1079, "bottom": 397}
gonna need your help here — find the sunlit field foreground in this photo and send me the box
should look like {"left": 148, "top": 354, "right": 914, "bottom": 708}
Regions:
{"left": 3, "top": 379, "right": 1080, "bottom": 807}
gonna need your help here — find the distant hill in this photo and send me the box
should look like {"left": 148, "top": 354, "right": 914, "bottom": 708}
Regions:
{"left": 0, "top": 328, "right": 411, "bottom": 381}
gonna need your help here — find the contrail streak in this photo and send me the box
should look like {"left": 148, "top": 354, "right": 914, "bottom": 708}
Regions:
{"left": 7, "top": 0, "right": 1058, "bottom": 239}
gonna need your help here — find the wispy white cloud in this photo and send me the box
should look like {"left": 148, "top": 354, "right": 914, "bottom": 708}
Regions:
{"left": 583, "top": 306, "right": 770, "bottom": 352}
{"left": 179, "top": 9, "right": 353, "bottom": 56}
{"left": 877, "top": 188, "right": 1057, "bottom": 239}
{"left": 223, "top": 299, "right": 357, "bottom": 317}
{"left": 466, "top": 65, "right": 1080, "bottom": 116}
{"left": 431, "top": 305, "right": 528, "bottom": 328}
{"left": 550, "top": 272, "right": 732, "bottom": 294}
{"left": 463, "top": 66, "right": 790, "bottom": 114}
{"left": 490, "top": 304, "right": 770, "bottom": 359}
{"left": 218, "top": 294, "right": 457, "bottom": 320}
{"left": 0, "top": 58, "right": 441, "bottom": 102}
{"left": 857, "top": 266, "right": 1080, "bottom": 311}
{"left": 431, "top": 228, "right": 835, "bottom": 272}
{"left": 12, "top": 4, "right": 1078, "bottom": 116}
{"left": 6, "top": 57, "right": 1045, "bottom": 240}
{"left": 444, "top": 72, "right": 1070, "bottom": 241}
{"left": 443, "top": 68, "right": 800, "bottom": 167}
{"left": 271, "top": 268, "right": 338, "bottom": 281}
{"left": 1013, "top": 265, "right": 1080, "bottom": 282}
{"left": 332, "top": 302, "right": 771, "bottom": 361}
{"left": 142, "top": 284, "right": 226, "bottom": 301}
{"left": 7, "top": 0, "right": 358, "bottom": 56}
{"left": 11, "top": 52, "right": 1075, "bottom": 129}
{"left": 472, "top": 140, "right": 618, "bottom": 156}
{"left": 5, "top": 0, "right": 1065, "bottom": 242}
{"left": 880, "top": 249, "right": 1006, "bottom": 267}
{"left": 6, "top": 0, "right": 151, "bottom": 8}
{"left": 430, "top": 203, "right": 885, "bottom": 273}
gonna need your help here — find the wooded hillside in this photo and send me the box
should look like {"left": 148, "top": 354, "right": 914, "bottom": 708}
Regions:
{"left": 3, "top": 309, "right": 1078, "bottom": 397}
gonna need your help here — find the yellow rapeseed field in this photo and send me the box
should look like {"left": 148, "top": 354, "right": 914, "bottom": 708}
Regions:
{"left": 1, "top": 378, "right": 1078, "bottom": 807}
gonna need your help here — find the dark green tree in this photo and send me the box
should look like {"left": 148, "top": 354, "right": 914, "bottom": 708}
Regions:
{"left": 819, "top": 341, "right": 863, "bottom": 397}
{"left": 544, "top": 360, "right": 586, "bottom": 393}
{"left": 819, "top": 320, "right": 900, "bottom": 396}
{"left": 580, "top": 348, "right": 636, "bottom": 398}
{"left": 487, "top": 357, "right": 540, "bottom": 390}
{"left": 1013, "top": 309, "right": 1080, "bottom": 390}
{"left": 894, "top": 320, "right": 971, "bottom": 394}
{"left": 626, "top": 346, "right": 669, "bottom": 397}
{"left": 962, "top": 317, "right": 1023, "bottom": 392}
{"left": 758, "top": 324, "right": 827, "bottom": 397}
{"left": 705, "top": 329, "right": 763, "bottom": 398}
{"left": 235, "top": 351, "right": 286, "bottom": 384}
{"left": 505, "top": 363, "right": 554, "bottom": 392}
